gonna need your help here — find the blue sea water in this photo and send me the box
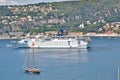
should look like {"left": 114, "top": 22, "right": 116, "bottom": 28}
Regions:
{"left": 0, "top": 37, "right": 120, "bottom": 80}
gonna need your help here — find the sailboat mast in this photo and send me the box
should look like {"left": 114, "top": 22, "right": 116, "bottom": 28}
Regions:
{"left": 32, "top": 47, "right": 34, "bottom": 68}
{"left": 27, "top": 49, "right": 30, "bottom": 68}
{"left": 118, "top": 67, "right": 119, "bottom": 80}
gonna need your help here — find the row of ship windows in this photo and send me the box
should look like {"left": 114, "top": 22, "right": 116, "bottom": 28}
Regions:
{"left": 31, "top": 41, "right": 78, "bottom": 46}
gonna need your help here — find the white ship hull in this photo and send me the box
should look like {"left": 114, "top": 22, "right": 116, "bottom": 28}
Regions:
{"left": 18, "top": 38, "right": 89, "bottom": 49}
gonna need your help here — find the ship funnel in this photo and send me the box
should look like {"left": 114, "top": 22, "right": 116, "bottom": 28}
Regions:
{"left": 57, "top": 29, "right": 64, "bottom": 36}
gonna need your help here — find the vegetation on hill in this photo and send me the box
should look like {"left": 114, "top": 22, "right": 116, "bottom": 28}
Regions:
{"left": 0, "top": 6, "right": 13, "bottom": 16}
{"left": 0, "top": 0, "right": 120, "bottom": 34}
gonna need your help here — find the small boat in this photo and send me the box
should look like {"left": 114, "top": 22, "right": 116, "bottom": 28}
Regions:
{"left": 25, "top": 68, "right": 40, "bottom": 74}
{"left": 6, "top": 44, "right": 14, "bottom": 47}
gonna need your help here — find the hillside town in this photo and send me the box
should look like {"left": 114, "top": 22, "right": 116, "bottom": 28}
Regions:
{"left": 0, "top": 1, "right": 120, "bottom": 39}
{"left": 0, "top": 4, "right": 63, "bottom": 39}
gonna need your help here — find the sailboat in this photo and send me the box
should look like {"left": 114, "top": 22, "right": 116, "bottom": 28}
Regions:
{"left": 25, "top": 48, "right": 40, "bottom": 74}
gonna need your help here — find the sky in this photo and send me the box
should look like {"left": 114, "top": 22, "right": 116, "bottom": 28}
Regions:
{"left": 0, "top": 0, "right": 70, "bottom": 5}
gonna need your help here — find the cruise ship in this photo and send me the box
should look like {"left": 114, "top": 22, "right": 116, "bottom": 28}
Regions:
{"left": 18, "top": 29, "right": 90, "bottom": 49}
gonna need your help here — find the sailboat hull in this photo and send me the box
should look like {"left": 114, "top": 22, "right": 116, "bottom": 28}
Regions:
{"left": 25, "top": 68, "right": 40, "bottom": 74}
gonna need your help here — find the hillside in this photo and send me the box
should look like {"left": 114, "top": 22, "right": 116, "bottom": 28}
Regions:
{"left": 0, "top": 0, "right": 120, "bottom": 35}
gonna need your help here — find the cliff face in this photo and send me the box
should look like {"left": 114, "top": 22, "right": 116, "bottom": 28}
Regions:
{"left": 51, "top": 0, "right": 120, "bottom": 22}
